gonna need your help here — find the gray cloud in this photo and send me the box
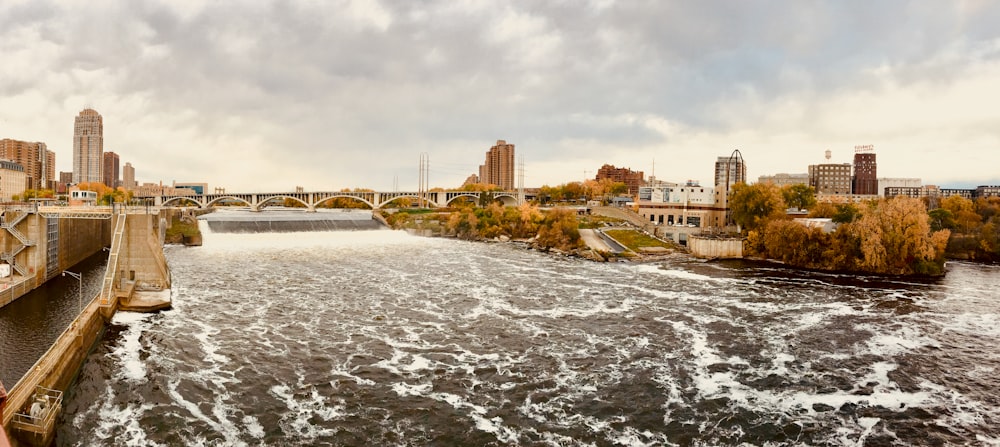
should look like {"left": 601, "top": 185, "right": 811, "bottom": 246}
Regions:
{"left": 1, "top": 0, "right": 998, "bottom": 191}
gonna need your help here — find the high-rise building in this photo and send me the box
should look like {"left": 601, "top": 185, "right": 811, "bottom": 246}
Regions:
{"left": 714, "top": 154, "right": 747, "bottom": 189}
{"left": 73, "top": 108, "right": 103, "bottom": 184}
{"left": 595, "top": 164, "right": 645, "bottom": 195}
{"left": 478, "top": 140, "right": 515, "bottom": 190}
{"left": 852, "top": 145, "right": 877, "bottom": 195}
{"left": 123, "top": 162, "right": 136, "bottom": 190}
{"left": 103, "top": 151, "right": 120, "bottom": 188}
{"left": 0, "top": 139, "right": 56, "bottom": 190}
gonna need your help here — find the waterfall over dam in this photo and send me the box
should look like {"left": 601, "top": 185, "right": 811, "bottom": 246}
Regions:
{"left": 198, "top": 208, "right": 384, "bottom": 233}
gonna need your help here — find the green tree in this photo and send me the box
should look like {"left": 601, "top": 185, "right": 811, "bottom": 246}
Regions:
{"left": 832, "top": 203, "right": 861, "bottom": 224}
{"left": 928, "top": 208, "right": 955, "bottom": 232}
{"left": 781, "top": 184, "right": 817, "bottom": 211}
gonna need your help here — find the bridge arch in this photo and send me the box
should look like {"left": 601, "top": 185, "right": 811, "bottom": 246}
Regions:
{"left": 257, "top": 195, "right": 310, "bottom": 209}
{"left": 204, "top": 196, "right": 254, "bottom": 208}
{"left": 443, "top": 193, "right": 480, "bottom": 207}
{"left": 494, "top": 193, "right": 518, "bottom": 206}
{"left": 376, "top": 193, "right": 438, "bottom": 209}
{"left": 314, "top": 194, "right": 376, "bottom": 209}
{"left": 161, "top": 197, "right": 206, "bottom": 208}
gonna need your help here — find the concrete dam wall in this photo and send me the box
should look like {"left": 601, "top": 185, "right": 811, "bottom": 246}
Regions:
{"left": 200, "top": 209, "right": 384, "bottom": 233}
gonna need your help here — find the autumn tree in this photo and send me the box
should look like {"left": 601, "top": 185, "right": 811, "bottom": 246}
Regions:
{"left": 807, "top": 202, "right": 837, "bottom": 219}
{"left": 446, "top": 207, "right": 479, "bottom": 239}
{"left": 729, "top": 182, "right": 786, "bottom": 232}
{"left": 853, "top": 197, "right": 949, "bottom": 275}
{"left": 535, "top": 208, "right": 584, "bottom": 251}
{"left": 940, "top": 195, "right": 980, "bottom": 233}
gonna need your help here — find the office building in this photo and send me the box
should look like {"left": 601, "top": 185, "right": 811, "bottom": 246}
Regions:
{"left": 73, "top": 108, "right": 103, "bottom": 184}
{"left": 758, "top": 173, "right": 809, "bottom": 187}
{"left": 103, "top": 151, "right": 120, "bottom": 188}
{"left": 878, "top": 178, "right": 921, "bottom": 197}
{"left": 595, "top": 164, "right": 644, "bottom": 195}
{"left": 478, "top": 140, "right": 515, "bottom": 190}
{"left": 123, "top": 162, "right": 136, "bottom": 190}
{"left": 809, "top": 150, "right": 852, "bottom": 195}
{"left": 174, "top": 182, "right": 208, "bottom": 195}
{"left": 714, "top": 155, "right": 747, "bottom": 189}
{"left": 636, "top": 181, "right": 726, "bottom": 228}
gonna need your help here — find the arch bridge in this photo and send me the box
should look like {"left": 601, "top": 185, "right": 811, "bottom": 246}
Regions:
{"left": 146, "top": 190, "right": 522, "bottom": 211}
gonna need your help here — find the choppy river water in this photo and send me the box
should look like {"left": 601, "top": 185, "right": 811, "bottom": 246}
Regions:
{"left": 57, "top": 227, "right": 1000, "bottom": 446}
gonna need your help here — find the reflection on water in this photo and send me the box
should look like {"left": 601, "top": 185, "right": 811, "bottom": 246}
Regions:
{"left": 0, "top": 252, "right": 107, "bottom": 387}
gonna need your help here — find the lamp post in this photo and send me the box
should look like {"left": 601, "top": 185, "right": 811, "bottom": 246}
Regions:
{"left": 62, "top": 271, "right": 82, "bottom": 325}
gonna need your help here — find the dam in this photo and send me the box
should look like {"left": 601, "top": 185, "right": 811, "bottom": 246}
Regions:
{"left": 199, "top": 208, "right": 384, "bottom": 233}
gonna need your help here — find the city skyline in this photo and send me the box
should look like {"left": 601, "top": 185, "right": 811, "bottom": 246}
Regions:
{"left": 1, "top": 1, "right": 998, "bottom": 192}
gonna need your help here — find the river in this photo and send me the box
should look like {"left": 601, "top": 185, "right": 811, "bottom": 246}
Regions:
{"left": 56, "top": 226, "right": 1000, "bottom": 446}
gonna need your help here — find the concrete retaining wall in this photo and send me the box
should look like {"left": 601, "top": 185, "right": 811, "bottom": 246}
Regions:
{"left": 1, "top": 215, "right": 110, "bottom": 311}
{"left": 688, "top": 236, "right": 744, "bottom": 259}
{"left": 54, "top": 218, "right": 111, "bottom": 274}
{"left": 120, "top": 214, "right": 171, "bottom": 289}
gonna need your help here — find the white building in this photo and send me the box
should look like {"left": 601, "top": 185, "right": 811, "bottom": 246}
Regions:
{"left": 636, "top": 181, "right": 725, "bottom": 228}
{"left": 877, "top": 178, "right": 921, "bottom": 197}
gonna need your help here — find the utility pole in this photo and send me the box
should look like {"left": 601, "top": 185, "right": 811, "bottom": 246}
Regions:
{"left": 418, "top": 153, "right": 429, "bottom": 208}
{"left": 517, "top": 155, "right": 525, "bottom": 205}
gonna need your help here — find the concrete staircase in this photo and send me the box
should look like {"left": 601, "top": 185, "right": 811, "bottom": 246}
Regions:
{"left": 98, "top": 213, "right": 127, "bottom": 307}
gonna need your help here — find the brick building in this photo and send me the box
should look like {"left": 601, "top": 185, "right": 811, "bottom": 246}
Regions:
{"left": 478, "top": 140, "right": 515, "bottom": 190}
{"left": 595, "top": 164, "right": 644, "bottom": 195}
{"left": 103, "top": 151, "right": 120, "bottom": 188}
{"left": 852, "top": 146, "right": 877, "bottom": 195}
{"left": 0, "top": 139, "right": 56, "bottom": 190}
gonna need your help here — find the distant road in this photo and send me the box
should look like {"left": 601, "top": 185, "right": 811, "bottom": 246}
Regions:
{"left": 591, "top": 206, "right": 649, "bottom": 228}
{"left": 579, "top": 229, "right": 613, "bottom": 252}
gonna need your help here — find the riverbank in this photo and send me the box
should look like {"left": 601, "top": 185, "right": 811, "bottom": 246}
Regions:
{"left": 387, "top": 206, "right": 683, "bottom": 262}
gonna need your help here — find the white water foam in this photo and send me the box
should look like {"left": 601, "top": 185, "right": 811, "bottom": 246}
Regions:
{"left": 110, "top": 311, "right": 154, "bottom": 383}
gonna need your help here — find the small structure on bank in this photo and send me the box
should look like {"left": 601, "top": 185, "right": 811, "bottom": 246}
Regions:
{"left": 688, "top": 234, "right": 744, "bottom": 259}
{"left": 11, "top": 386, "right": 62, "bottom": 446}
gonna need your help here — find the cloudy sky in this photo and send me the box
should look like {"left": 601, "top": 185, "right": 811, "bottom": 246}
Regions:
{"left": 1, "top": 0, "right": 998, "bottom": 192}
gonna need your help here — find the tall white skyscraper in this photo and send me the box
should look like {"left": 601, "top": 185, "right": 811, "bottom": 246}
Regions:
{"left": 73, "top": 108, "right": 103, "bottom": 184}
